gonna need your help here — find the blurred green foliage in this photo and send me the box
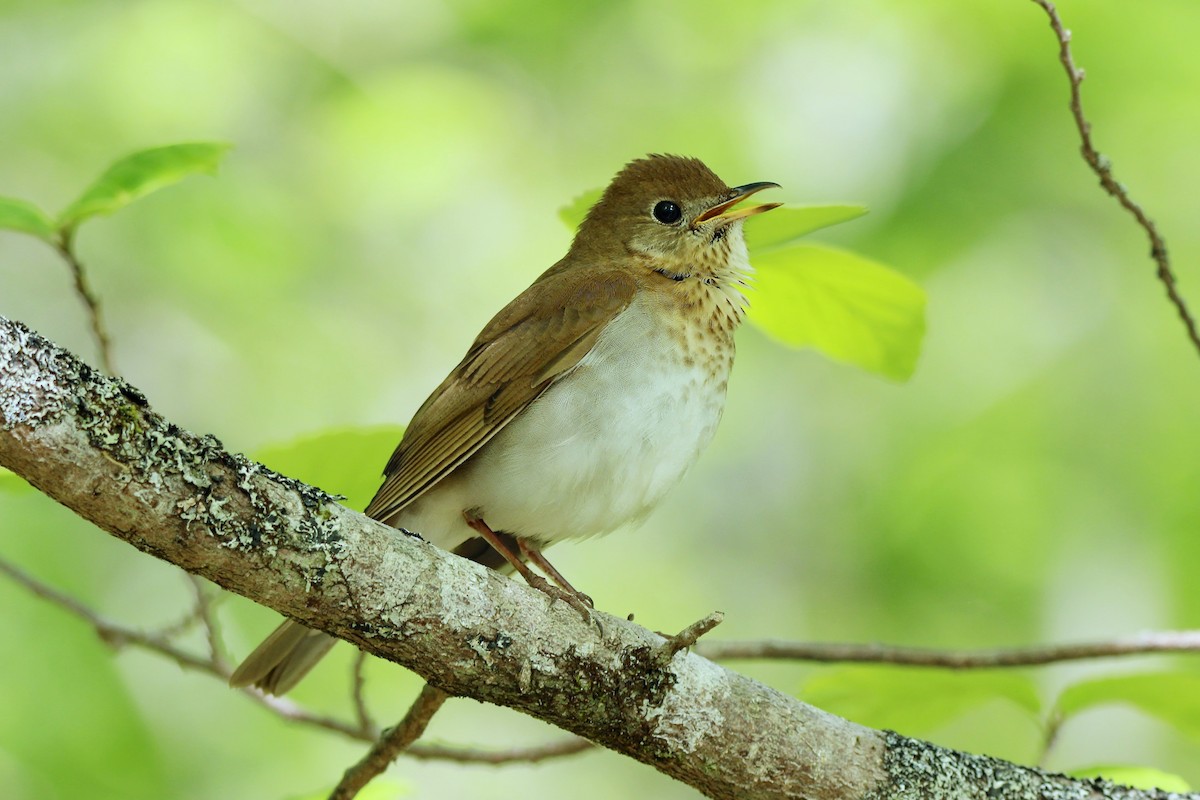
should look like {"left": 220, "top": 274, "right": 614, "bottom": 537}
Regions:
{"left": 1057, "top": 673, "right": 1200, "bottom": 746}
{"left": 255, "top": 426, "right": 406, "bottom": 512}
{"left": 802, "top": 665, "right": 1042, "bottom": 739}
{"left": 3, "top": 0, "right": 1200, "bottom": 798}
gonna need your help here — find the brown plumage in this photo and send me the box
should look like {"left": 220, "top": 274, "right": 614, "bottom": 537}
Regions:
{"left": 230, "top": 155, "right": 779, "bottom": 695}
{"left": 364, "top": 269, "right": 637, "bottom": 523}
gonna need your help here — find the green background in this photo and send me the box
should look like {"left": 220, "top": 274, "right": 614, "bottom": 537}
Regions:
{"left": 3, "top": 0, "right": 1200, "bottom": 797}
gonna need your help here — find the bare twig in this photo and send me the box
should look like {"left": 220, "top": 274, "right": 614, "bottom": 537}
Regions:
{"left": 406, "top": 737, "right": 594, "bottom": 764}
{"left": 351, "top": 649, "right": 374, "bottom": 735}
{"left": 695, "top": 631, "right": 1200, "bottom": 667}
{"left": 52, "top": 229, "right": 115, "bottom": 373}
{"left": 0, "top": 552, "right": 596, "bottom": 761}
{"left": 154, "top": 602, "right": 206, "bottom": 639}
{"left": 245, "top": 690, "right": 379, "bottom": 741}
{"left": 1030, "top": 0, "right": 1200, "bottom": 357}
{"left": 186, "top": 573, "right": 227, "bottom": 668}
{"left": 330, "top": 683, "right": 450, "bottom": 800}
{"left": 0, "top": 553, "right": 373, "bottom": 737}
{"left": 0, "top": 553, "right": 217, "bottom": 673}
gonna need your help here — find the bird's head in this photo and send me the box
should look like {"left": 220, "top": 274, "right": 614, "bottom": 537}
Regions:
{"left": 572, "top": 154, "right": 780, "bottom": 282}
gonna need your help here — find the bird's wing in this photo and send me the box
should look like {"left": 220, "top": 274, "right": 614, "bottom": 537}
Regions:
{"left": 363, "top": 268, "right": 637, "bottom": 522}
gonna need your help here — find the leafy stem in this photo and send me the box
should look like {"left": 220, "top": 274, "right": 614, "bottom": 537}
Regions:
{"left": 0, "top": 142, "right": 231, "bottom": 374}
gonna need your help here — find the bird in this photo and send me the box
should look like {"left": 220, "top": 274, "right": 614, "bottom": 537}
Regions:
{"left": 230, "top": 154, "right": 780, "bottom": 695}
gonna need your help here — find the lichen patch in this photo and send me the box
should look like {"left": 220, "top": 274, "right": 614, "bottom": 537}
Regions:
{"left": 644, "top": 653, "right": 730, "bottom": 755}
{"left": 1, "top": 320, "right": 72, "bottom": 427}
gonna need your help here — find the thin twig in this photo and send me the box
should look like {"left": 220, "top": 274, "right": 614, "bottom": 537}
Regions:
{"left": 0, "top": 553, "right": 218, "bottom": 673}
{"left": 406, "top": 737, "right": 594, "bottom": 764}
{"left": 242, "top": 689, "right": 378, "bottom": 741}
{"left": 1030, "top": 0, "right": 1200, "bottom": 357}
{"left": 351, "top": 649, "right": 374, "bottom": 735}
{"left": 330, "top": 683, "right": 450, "bottom": 800}
{"left": 0, "top": 554, "right": 592, "bottom": 763}
{"left": 154, "top": 602, "right": 205, "bottom": 639}
{"left": 0, "top": 554, "right": 373, "bottom": 736}
{"left": 186, "top": 573, "right": 227, "bottom": 668}
{"left": 53, "top": 229, "right": 115, "bottom": 373}
{"left": 695, "top": 631, "right": 1200, "bottom": 668}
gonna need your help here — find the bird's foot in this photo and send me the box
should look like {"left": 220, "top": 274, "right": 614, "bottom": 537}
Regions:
{"left": 461, "top": 513, "right": 600, "bottom": 631}
{"left": 525, "top": 572, "right": 595, "bottom": 622}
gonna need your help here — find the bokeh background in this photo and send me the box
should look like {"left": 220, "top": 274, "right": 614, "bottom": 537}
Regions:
{"left": 3, "top": 0, "right": 1200, "bottom": 797}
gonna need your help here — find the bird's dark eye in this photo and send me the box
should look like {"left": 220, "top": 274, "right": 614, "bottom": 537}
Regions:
{"left": 652, "top": 200, "right": 682, "bottom": 225}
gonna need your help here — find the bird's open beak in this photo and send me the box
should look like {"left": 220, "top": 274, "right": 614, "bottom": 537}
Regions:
{"left": 693, "top": 181, "right": 782, "bottom": 226}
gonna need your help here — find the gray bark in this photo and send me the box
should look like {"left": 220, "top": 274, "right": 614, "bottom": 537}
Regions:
{"left": 0, "top": 315, "right": 1185, "bottom": 800}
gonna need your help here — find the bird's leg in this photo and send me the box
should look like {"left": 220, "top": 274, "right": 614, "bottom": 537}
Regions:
{"left": 518, "top": 540, "right": 594, "bottom": 609}
{"left": 462, "top": 513, "right": 543, "bottom": 585}
{"left": 462, "top": 512, "right": 592, "bottom": 621}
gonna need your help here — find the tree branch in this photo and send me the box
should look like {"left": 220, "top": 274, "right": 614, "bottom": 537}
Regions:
{"left": 0, "top": 314, "right": 1190, "bottom": 800}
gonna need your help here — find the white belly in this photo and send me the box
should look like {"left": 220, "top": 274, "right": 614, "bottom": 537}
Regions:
{"left": 394, "top": 300, "right": 731, "bottom": 550}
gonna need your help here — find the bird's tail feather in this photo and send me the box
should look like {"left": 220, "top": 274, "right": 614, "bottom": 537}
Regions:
{"left": 228, "top": 618, "right": 337, "bottom": 696}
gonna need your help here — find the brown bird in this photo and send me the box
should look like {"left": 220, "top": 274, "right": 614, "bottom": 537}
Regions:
{"left": 230, "top": 154, "right": 780, "bottom": 694}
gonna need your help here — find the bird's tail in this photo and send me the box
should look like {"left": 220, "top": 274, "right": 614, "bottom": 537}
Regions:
{"left": 228, "top": 618, "right": 337, "bottom": 696}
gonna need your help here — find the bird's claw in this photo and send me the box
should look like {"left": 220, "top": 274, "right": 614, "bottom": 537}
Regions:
{"left": 526, "top": 575, "right": 598, "bottom": 628}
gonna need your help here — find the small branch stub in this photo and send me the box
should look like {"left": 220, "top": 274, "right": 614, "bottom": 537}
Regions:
{"left": 660, "top": 611, "right": 725, "bottom": 662}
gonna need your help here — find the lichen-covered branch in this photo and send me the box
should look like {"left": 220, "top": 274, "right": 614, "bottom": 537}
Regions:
{"left": 0, "top": 315, "right": 1189, "bottom": 800}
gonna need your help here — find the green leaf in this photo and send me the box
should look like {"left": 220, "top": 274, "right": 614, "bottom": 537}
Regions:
{"left": 802, "top": 666, "right": 1041, "bottom": 735}
{"left": 253, "top": 426, "right": 405, "bottom": 512}
{"left": 0, "top": 467, "right": 33, "bottom": 494}
{"left": 744, "top": 204, "right": 868, "bottom": 253}
{"left": 0, "top": 196, "right": 55, "bottom": 240}
{"left": 749, "top": 242, "right": 926, "bottom": 381}
{"left": 57, "top": 142, "right": 232, "bottom": 230}
{"left": 1068, "top": 765, "right": 1191, "bottom": 792}
{"left": 558, "top": 187, "right": 603, "bottom": 230}
{"left": 1056, "top": 672, "right": 1200, "bottom": 743}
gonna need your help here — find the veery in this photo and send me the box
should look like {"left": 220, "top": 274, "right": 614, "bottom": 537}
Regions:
{"left": 231, "top": 154, "right": 780, "bottom": 694}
